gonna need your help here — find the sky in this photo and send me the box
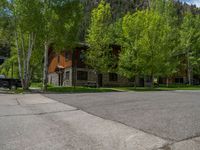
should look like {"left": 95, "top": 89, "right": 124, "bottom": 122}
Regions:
{"left": 181, "top": 0, "right": 200, "bottom": 7}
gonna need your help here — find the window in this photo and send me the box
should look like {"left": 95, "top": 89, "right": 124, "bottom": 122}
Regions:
{"left": 77, "top": 71, "right": 88, "bottom": 80}
{"left": 109, "top": 73, "right": 118, "bottom": 82}
{"left": 65, "top": 71, "right": 70, "bottom": 80}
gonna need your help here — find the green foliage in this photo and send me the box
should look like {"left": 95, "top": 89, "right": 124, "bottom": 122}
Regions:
{"left": 0, "top": 0, "right": 14, "bottom": 57}
{"left": 0, "top": 0, "right": 83, "bottom": 89}
{"left": 116, "top": 0, "right": 183, "bottom": 86}
{"left": 118, "top": 11, "right": 146, "bottom": 78}
{"left": 118, "top": 8, "right": 179, "bottom": 80}
{"left": 86, "top": 0, "right": 115, "bottom": 73}
{"left": 41, "top": 0, "right": 83, "bottom": 50}
{"left": 47, "top": 86, "right": 116, "bottom": 93}
{"left": 180, "top": 11, "right": 200, "bottom": 75}
{"left": 0, "top": 49, "right": 18, "bottom": 78}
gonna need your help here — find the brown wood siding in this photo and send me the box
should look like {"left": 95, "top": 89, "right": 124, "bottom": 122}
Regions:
{"left": 48, "top": 51, "right": 72, "bottom": 73}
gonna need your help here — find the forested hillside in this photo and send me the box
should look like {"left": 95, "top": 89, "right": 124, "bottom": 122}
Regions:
{"left": 79, "top": 0, "right": 200, "bottom": 41}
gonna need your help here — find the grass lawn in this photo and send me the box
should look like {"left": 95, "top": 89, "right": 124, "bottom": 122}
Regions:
{"left": 30, "top": 82, "right": 43, "bottom": 88}
{"left": 113, "top": 85, "right": 200, "bottom": 92}
{"left": 14, "top": 88, "right": 25, "bottom": 94}
{"left": 47, "top": 86, "right": 118, "bottom": 93}
{"left": 27, "top": 82, "right": 200, "bottom": 93}
{"left": 46, "top": 85, "right": 200, "bottom": 93}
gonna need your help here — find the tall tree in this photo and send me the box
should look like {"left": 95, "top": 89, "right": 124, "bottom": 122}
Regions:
{"left": 192, "top": 14, "right": 200, "bottom": 78}
{"left": 118, "top": 0, "right": 182, "bottom": 87}
{"left": 159, "top": 0, "right": 180, "bottom": 86}
{"left": 0, "top": 0, "right": 13, "bottom": 57}
{"left": 118, "top": 11, "right": 146, "bottom": 86}
{"left": 12, "top": 0, "right": 42, "bottom": 90}
{"left": 179, "top": 12, "right": 198, "bottom": 85}
{"left": 3, "top": 0, "right": 82, "bottom": 90}
{"left": 86, "top": 0, "right": 114, "bottom": 87}
{"left": 42, "top": 0, "right": 82, "bottom": 91}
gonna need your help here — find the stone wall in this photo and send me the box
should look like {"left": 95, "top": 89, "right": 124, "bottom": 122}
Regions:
{"left": 48, "top": 73, "right": 59, "bottom": 86}
{"left": 102, "top": 73, "right": 134, "bottom": 87}
{"left": 74, "top": 68, "right": 97, "bottom": 86}
{"left": 48, "top": 67, "right": 134, "bottom": 87}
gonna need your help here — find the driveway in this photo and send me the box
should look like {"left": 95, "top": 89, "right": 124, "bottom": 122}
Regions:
{"left": 45, "top": 90, "right": 200, "bottom": 142}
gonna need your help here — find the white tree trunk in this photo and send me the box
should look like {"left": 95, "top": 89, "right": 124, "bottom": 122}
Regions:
{"left": 187, "top": 51, "right": 193, "bottom": 85}
{"left": 147, "top": 0, "right": 151, "bottom": 9}
{"left": 15, "top": 32, "right": 24, "bottom": 88}
{"left": 166, "top": 77, "right": 169, "bottom": 87}
{"left": 43, "top": 42, "right": 49, "bottom": 91}
{"left": 15, "top": 31, "right": 35, "bottom": 90}
{"left": 25, "top": 33, "right": 35, "bottom": 89}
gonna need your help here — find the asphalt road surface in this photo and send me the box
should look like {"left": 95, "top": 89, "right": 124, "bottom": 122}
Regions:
{"left": 0, "top": 94, "right": 168, "bottom": 150}
{"left": 45, "top": 90, "right": 200, "bottom": 142}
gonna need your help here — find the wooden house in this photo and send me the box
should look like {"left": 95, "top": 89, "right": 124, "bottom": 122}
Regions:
{"left": 48, "top": 44, "right": 134, "bottom": 87}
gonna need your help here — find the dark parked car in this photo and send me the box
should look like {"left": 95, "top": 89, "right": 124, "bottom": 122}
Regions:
{"left": 0, "top": 75, "right": 22, "bottom": 89}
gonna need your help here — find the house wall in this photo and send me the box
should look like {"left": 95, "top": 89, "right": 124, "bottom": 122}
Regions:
{"left": 73, "top": 68, "right": 134, "bottom": 87}
{"left": 102, "top": 74, "right": 134, "bottom": 87}
{"left": 48, "top": 72, "right": 59, "bottom": 86}
{"left": 74, "top": 68, "right": 97, "bottom": 86}
{"left": 48, "top": 46, "right": 199, "bottom": 87}
{"left": 48, "top": 51, "right": 72, "bottom": 73}
{"left": 63, "top": 68, "right": 73, "bottom": 86}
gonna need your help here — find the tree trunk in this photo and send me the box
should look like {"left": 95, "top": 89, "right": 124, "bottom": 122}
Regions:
{"left": 95, "top": 71, "right": 100, "bottom": 88}
{"left": 15, "top": 31, "right": 35, "bottom": 90}
{"left": 144, "top": 75, "right": 146, "bottom": 87}
{"left": 25, "top": 33, "right": 35, "bottom": 90}
{"left": 151, "top": 74, "right": 154, "bottom": 88}
{"left": 72, "top": 50, "right": 76, "bottom": 89}
{"left": 166, "top": 77, "right": 169, "bottom": 87}
{"left": 23, "top": 49, "right": 27, "bottom": 90}
{"left": 15, "top": 32, "right": 24, "bottom": 89}
{"left": 187, "top": 52, "right": 193, "bottom": 85}
{"left": 43, "top": 42, "right": 49, "bottom": 91}
{"left": 147, "top": 0, "right": 151, "bottom": 9}
{"left": 134, "top": 76, "right": 137, "bottom": 89}
{"left": 20, "top": 30, "right": 27, "bottom": 90}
